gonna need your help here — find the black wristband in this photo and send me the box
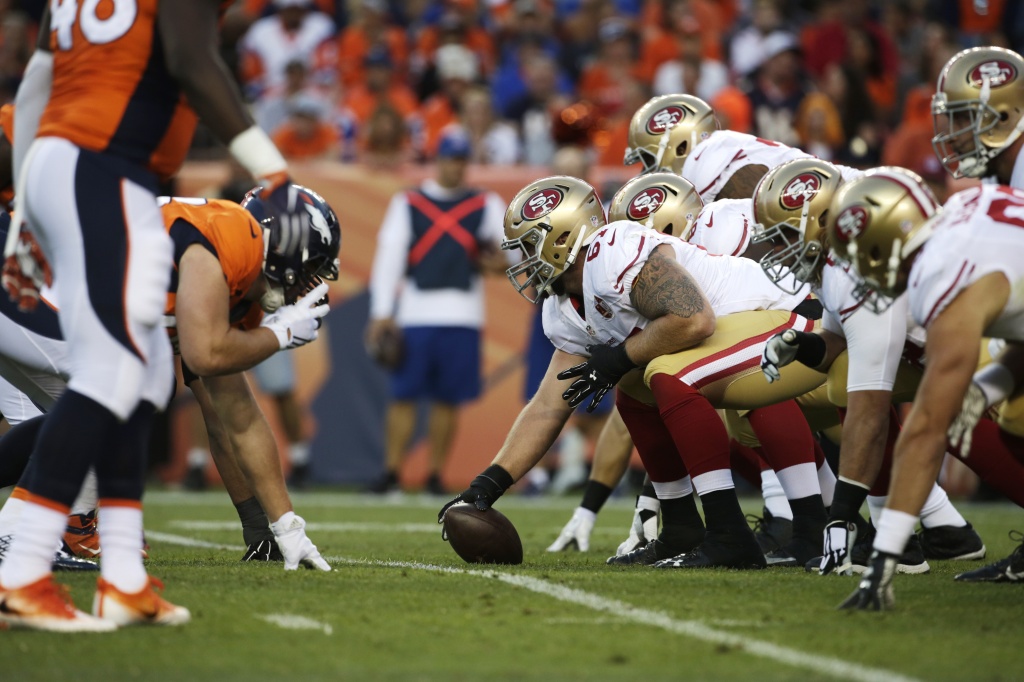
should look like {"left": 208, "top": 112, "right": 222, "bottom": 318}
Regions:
{"left": 791, "top": 331, "right": 827, "bottom": 368}
{"left": 473, "top": 464, "right": 515, "bottom": 499}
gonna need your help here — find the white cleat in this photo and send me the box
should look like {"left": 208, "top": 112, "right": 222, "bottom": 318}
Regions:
{"left": 93, "top": 577, "right": 190, "bottom": 626}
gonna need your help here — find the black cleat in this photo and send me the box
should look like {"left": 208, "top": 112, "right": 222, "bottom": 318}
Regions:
{"left": 748, "top": 507, "right": 792, "bottom": 554}
{"left": 606, "top": 539, "right": 685, "bottom": 566}
{"left": 955, "top": 531, "right": 1024, "bottom": 583}
{"left": 425, "top": 473, "right": 446, "bottom": 496}
{"left": 367, "top": 471, "right": 400, "bottom": 494}
{"left": 287, "top": 464, "right": 310, "bottom": 490}
{"left": 765, "top": 537, "right": 821, "bottom": 567}
{"left": 183, "top": 464, "right": 207, "bottom": 491}
{"left": 241, "top": 539, "right": 284, "bottom": 562}
{"left": 654, "top": 531, "right": 767, "bottom": 570}
{"left": 850, "top": 525, "right": 930, "bottom": 575}
{"left": 919, "top": 522, "right": 986, "bottom": 561}
{"left": 0, "top": 535, "right": 99, "bottom": 572}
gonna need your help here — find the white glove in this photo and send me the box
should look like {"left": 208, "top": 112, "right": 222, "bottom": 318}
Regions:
{"left": 818, "top": 520, "right": 857, "bottom": 576}
{"left": 947, "top": 382, "right": 987, "bottom": 457}
{"left": 547, "top": 507, "right": 596, "bottom": 552}
{"left": 616, "top": 494, "right": 660, "bottom": 556}
{"left": 760, "top": 329, "right": 800, "bottom": 384}
{"left": 260, "top": 283, "right": 330, "bottom": 350}
{"left": 271, "top": 511, "right": 331, "bottom": 571}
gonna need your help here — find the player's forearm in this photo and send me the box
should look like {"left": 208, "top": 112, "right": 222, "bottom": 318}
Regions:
{"left": 624, "top": 310, "right": 715, "bottom": 365}
{"left": 492, "top": 401, "right": 572, "bottom": 482}
{"left": 181, "top": 328, "right": 280, "bottom": 377}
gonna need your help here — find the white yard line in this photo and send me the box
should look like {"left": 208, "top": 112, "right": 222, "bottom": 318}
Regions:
{"left": 257, "top": 613, "right": 333, "bottom": 636}
{"left": 149, "top": 531, "right": 921, "bottom": 682}
{"left": 170, "top": 520, "right": 440, "bottom": 533}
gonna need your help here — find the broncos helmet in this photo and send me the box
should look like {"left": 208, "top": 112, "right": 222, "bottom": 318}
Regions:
{"left": 242, "top": 184, "right": 340, "bottom": 305}
{"left": 751, "top": 158, "right": 845, "bottom": 294}
{"left": 607, "top": 172, "right": 703, "bottom": 239}
{"left": 932, "top": 46, "right": 1024, "bottom": 179}
{"left": 503, "top": 175, "right": 605, "bottom": 303}
{"left": 826, "top": 167, "right": 939, "bottom": 313}
{"left": 624, "top": 94, "right": 718, "bottom": 174}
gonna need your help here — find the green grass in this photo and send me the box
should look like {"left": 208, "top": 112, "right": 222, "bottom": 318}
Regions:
{"left": 4, "top": 491, "right": 1023, "bottom": 682}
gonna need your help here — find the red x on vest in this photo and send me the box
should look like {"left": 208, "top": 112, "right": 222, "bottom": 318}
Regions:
{"left": 406, "top": 191, "right": 487, "bottom": 266}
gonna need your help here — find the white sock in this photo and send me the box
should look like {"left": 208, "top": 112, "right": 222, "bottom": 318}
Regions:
{"left": 289, "top": 441, "right": 311, "bottom": 467}
{"left": 873, "top": 508, "right": 918, "bottom": 556}
{"left": 0, "top": 494, "right": 26, "bottom": 537}
{"left": 651, "top": 476, "right": 693, "bottom": 500}
{"left": 691, "top": 469, "right": 735, "bottom": 496}
{"left": 775, "top": 462, "right": 821, "bottom": 500}
{"left": 99, "top": 505, "right": 147, "bottom": 593}
{"left": 526, "top": 467, "right": 549, "bottom": 490}
{"left": 760, "top": 470, "right": 793, "bottom": 520}
{"left": 70, "top": 469, "right": 99, "bottom": 517}
{"left": 817, "top": 460, "right": 837, "bottom": 508}
{"left": 187, "top": 447, "right": 208, "bottom": 468}
{"left": 867, "top": 495, "right": 886, "bottom": 527}
{"left": 919, "top": 483, "right": 968, "bottom": 528}
{"left": 0, "top": 500, "right": 66, "bottom": 589}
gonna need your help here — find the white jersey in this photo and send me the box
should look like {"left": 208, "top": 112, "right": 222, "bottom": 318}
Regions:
{"left": 909, "top": 184, "right": 1024, "bottom": 341}
{"left": 240, "top": 13, "right": 336, "bottom": 91}
{"left": 542, "top": 221, "right": 805, "bottom": 355}
{"left": 815, "top": 258, "right": 926, "bottom": 392}
{"left": 681, "top": 130, "right": 861, "bottom": 203}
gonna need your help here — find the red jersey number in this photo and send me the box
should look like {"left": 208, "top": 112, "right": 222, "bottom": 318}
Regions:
{"left": 51, "top": 0, "right": 138, "bottom": 51}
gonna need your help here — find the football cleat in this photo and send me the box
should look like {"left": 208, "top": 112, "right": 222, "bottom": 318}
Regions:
{"left": 764, "top": 537, "right": 820, "bottom": 568}
{"left": 240, "top": 539, "right": 284, "bottom": 562}
{"left": 63, "top": 511, "right": 101, "bottom": 559}
{"left": 0, "top": 534, "right": 99, "bottom": 572}
{"left": 747, "top": 507, "right": 793, "bottom": 554}
{"left": 954, "top": 531, "right": 1024, "bottom": 583}
{"left": 851, "top": 525, "right": 931, "bottom": 575}
{"left": 92, "top": 576, "right": 190, "bottom": 627}
{"left": 654, "top": 531, "right": 767, "bottom": 570}
{"left": 0, "top": 575, "right": 116, "bottom": 632}
{"left": 606, "top": 539, "right": 680, "bottom": 566}
{"left": 919, "top": 522, "right": 986, "bottom": 561}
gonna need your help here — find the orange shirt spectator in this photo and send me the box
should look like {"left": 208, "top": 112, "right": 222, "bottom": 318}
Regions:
{"left": 272, "top": 97, "right": 340, "bottom": 160}
{"left": 334, "top": 0, "right": 409, "bottom": 89}
{"left": 711, "top": 86, "right": 752, "bottom": 133}
{"left": 415, "top": 11, "right": 496, "bottom": 77}
{"left": 579, "top": 20, "right": 646, "bottom": 118}
{"left": 242, "top": 0, "right": 334, "bottom": 17}
{"left": 418, "top": 44, "right": 479, "bottom": 158}
{"left": 344, "top": 48, "right": 420, "bottom": 125}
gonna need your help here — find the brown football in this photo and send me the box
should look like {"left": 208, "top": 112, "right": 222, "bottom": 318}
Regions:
{"left": 442, "top": 504, "right": 523, "bottom": 565}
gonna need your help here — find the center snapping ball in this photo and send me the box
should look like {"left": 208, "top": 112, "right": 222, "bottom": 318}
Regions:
{"left": 442, "top": 503, "right": 523, "bottom": 565}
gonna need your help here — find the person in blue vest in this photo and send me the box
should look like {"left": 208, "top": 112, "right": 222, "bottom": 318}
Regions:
{"left": 366, "top": 129, "right": 508, "bottom": 494}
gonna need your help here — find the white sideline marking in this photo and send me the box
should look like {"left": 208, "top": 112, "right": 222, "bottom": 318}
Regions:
{"left": 149, "top": 531, "right": 921, "bottom": 682}
{"left": 258, "top": 613, "right": 333, "bottom": 636}
{"left": 170, "top": 520, "right": 439, "bottom": 533}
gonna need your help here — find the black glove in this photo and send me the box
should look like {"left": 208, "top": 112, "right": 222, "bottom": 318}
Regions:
{"left": 437, "top": 464, "right": 515, "bottom": 523}
{"left": 556, "top": 344, "right": 636, "bottom": 413}
{"left": 837, "top": 550, "right": 899, "bottom": 611}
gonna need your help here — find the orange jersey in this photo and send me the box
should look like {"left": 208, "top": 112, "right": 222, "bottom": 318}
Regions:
{"left": 0, "top": 103, "right": 13, "bottom": 210}
{"left": 38, "top": 0, "right": 198, "bottom": 179}
{"left": 163, "top": 198, "right": 265, "bottom": 334}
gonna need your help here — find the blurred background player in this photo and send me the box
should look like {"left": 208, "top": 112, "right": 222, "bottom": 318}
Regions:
{"left": 366, "top": 129, "right": 507, "bottom": 494}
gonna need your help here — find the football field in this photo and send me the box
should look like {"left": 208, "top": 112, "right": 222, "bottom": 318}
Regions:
{"left": 5, "top": 491, "right": 1022, "bottom": 682}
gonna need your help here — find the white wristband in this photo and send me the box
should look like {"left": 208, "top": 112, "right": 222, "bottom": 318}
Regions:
{"left": 227, "top": 125, "right": 288, "bottom": 181}
{"left": 974, "top": 362, "right": 1016, "bottom": 407}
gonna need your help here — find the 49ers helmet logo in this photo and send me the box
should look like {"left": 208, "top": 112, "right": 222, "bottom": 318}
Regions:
{"left": 780, "top": 173, "right": 822, "bottom": 210}
{"left": 833, "top": 205, "right": 869, "bottom": 243}
{"left": 522, "top": 188, "right": 564, "bottom": 220}
{"left": 968, "top": 60, "right": 1017, "bottom": 88}
{"left": 646, "top": 106, "right": 685, "bottom": 134}
{"left": 626, "top": 187, "right": 667, "bottom": 221}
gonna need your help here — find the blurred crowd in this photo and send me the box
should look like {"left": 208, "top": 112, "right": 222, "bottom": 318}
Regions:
{"left": 1, "top": 0, "right": 1023, "bottom": 186}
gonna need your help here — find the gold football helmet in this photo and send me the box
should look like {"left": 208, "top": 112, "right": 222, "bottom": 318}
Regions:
{"left": 503, "top": 175, "right": 606, "bottom": 303}
{"left": 624, "top": 94, "right": 719, "bottom": 174}
{"left": 607, "top": 172, "right": 704, "bottom": 239}
{"left": 932, "top": 46, "right": 1024, "bottom": 178}
{"left": 826, "top": 167, "right": 940, "bottom": 312}
{"left": 751, "top": 158, "right": 844, "bottom": 294}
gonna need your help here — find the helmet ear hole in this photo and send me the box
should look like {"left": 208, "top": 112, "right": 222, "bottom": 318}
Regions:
{"left": 663, "top": 223, "right": 675, "bottom": 236}
{"left": 553, "top": 231, "right": 571, "bottom": 247}
{"left": 676, "top": 141, "right": 687, "bottom": 156}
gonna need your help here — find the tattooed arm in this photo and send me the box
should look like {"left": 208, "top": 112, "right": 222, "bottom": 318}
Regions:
{"left": 623, "top": 244, "right": 716, "bottom": 364}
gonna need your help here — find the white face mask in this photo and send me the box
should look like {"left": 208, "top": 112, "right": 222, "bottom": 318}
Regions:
{"left": 260, "top": 285, "right": 285, "bottom": 313}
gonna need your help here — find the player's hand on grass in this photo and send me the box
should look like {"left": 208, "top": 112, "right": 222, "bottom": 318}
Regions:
{"left": 271, "top": 512, "right": 331, "bottom": 571}
{"left": 818, "top": 520, "right": 857, "bottom": 576}
{"left": 558, "top": 344, "right": 636, "bottom": 412}
{"left": 838, "top": 550, "right": 898, "bottom": 611}
{"left": 438, "top": 464, "right": 514, "bottom": 522}
{"left": 261, "top": 282, "right": 330, "bottom": 350}
{"left": 616, "top": 493, "right": 660, "bottom": 556}
{"left": 547, "top": 507, "right": 596, "bottom": 552}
